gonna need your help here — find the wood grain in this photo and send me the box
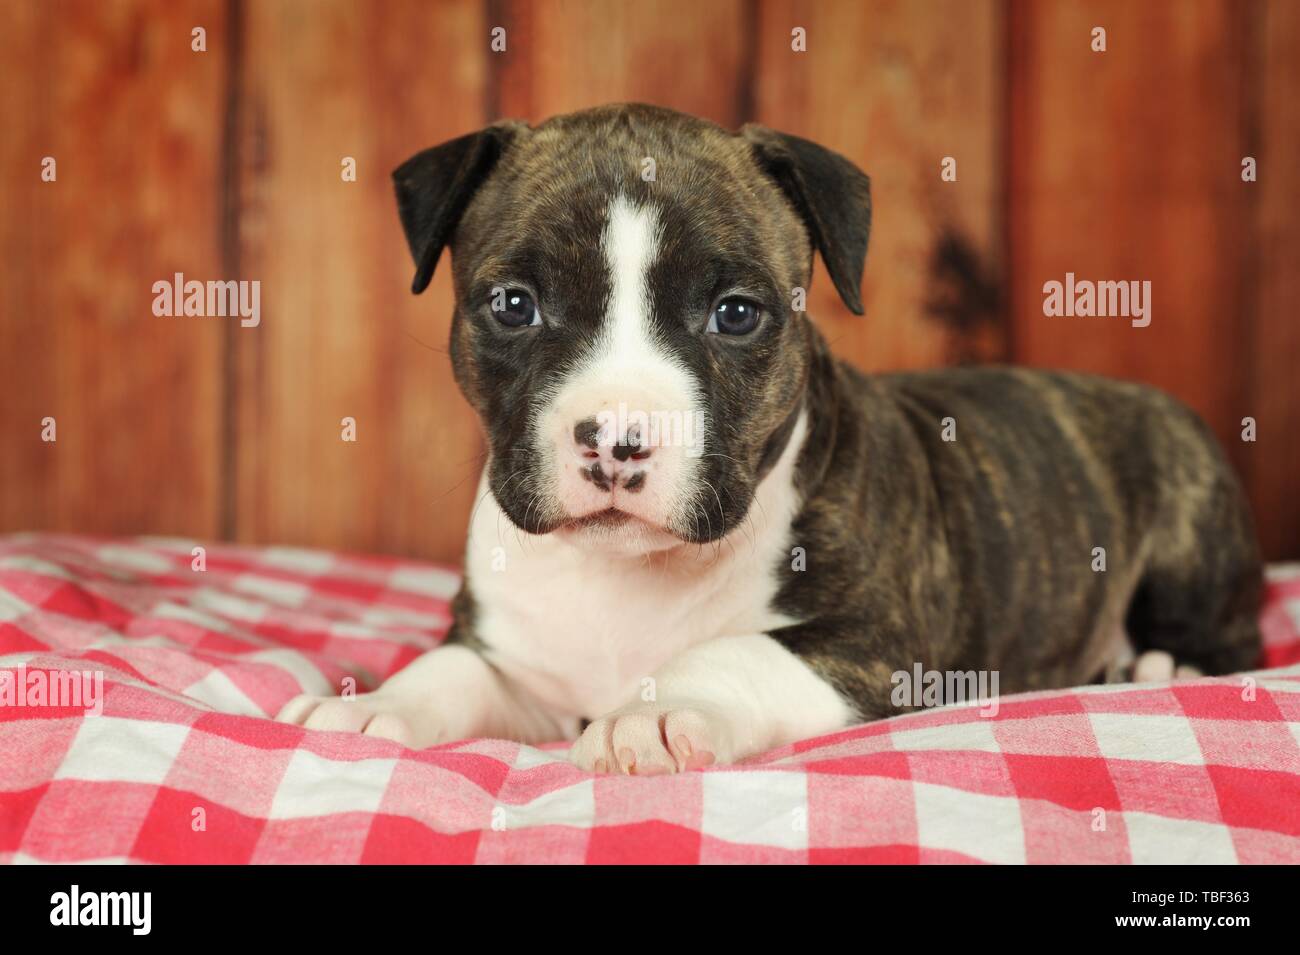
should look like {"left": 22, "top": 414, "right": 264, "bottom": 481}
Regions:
{"left": 232, "top": 0, "right": 488, "bottom": 561}
{"left": 1247, "top": 0, "right": 1300, "bottom": 559}
{"left": 0, "top": 0, "right": 227, "bottom": 538}
{"left": 1007, "top": 1, "right": 1254, "bottom": 478}
{"left": 753, "top": 0, "right": 1006, "bottom": 372}
{"left": 490, "top": 0, "right": 748, "bottom": 125}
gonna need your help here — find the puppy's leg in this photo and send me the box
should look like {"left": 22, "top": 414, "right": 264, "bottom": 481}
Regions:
{"left": 277, "top": 645, "right": 561, "bottom": 747}
{"left": 1121, "top": 407, "right": 1265, "bottom": 677}
{"left": 571, "top": 634, "right": 855, "bottom": 775}
{"left": 1125, "top": 518, "right": 1263, "bottom": 678}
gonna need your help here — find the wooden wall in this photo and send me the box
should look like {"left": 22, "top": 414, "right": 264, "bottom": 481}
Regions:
{"left": 1, "top": 0, "right": 1295, "bottom": 562}
{"left": 1, "top": 0, "right": 228, "bottom": 539}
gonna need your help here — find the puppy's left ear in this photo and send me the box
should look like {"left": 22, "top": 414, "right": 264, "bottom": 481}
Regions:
{"left": 742, "top": 125, "right": 871, "bottom": 315}
{"left": 393, "top": 121, "right": 522, "bottom": 294}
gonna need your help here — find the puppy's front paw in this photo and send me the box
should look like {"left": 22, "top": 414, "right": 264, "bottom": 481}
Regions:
{"left": 276, "top": 692, "right": 418, "bottom": 746}
{"left": 570, "top": 704, "right": 733, "bottom": 775}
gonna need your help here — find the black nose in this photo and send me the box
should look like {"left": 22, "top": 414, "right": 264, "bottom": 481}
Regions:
{"left": 573, "top": 417, "right": 601, "bottom": 450}
{"left": 611, "top": 435, "right": 640, "bottom": 462}
{"left": 572, "top": 417, "right": 651, "bottom": 461}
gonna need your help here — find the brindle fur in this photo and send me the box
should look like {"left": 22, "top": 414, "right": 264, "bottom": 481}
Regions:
{"left": 778, "top": 342, "right": 1262, "bottom": 715}
{"left": 394, "top": 103, "right": 1263, "bottom": 722}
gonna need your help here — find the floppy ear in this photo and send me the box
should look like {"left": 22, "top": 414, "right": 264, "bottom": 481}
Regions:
{"left": 392, "top": 122, "right": 520, "bottom": 294}
{"left": 741, "top": 125, "right": 872, "bottom": 315}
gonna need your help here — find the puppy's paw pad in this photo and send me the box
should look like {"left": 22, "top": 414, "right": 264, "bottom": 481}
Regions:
{"left": 571, "top": 705, "right": 725, "bottom": 775}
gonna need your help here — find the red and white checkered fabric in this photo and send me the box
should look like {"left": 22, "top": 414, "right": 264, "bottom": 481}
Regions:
{"left": 1, "top": 533, "right": 1298, "bottom": 864}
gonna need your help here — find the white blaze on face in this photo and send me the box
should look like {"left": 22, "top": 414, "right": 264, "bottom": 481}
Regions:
{"left": 604, "top": 195, "right": 662, "bottom": 372}
{"left": 536, "top": 195, "right": 705, "bottom": 547}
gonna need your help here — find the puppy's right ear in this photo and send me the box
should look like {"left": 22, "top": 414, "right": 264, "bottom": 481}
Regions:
{"left": 393, "top": 122, "right": 520, "bottom": 294}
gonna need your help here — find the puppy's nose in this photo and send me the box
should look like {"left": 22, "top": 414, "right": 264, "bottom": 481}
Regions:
{"left": 573, "top": 417, "right": 602, "bottom": 451}
{"left": 573, "top": 417, "right": 652, "bottom": 462}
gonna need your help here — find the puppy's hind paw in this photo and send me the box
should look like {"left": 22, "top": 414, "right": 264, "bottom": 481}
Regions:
{"left": 1133, "top": 650, "right": 1176, "bottom": 683}
{"left": 1131, "top": 651, "right": 1204, "bottom": 683}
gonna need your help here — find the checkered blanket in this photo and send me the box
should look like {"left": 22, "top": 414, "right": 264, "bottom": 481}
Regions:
{"left": 2, "top": 533, "right": 1298, "bottom": 864}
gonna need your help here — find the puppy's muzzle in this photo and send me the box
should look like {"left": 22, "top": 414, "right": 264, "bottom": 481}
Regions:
{"left": 540, "top": 376, "right": 699, "bottom": 534}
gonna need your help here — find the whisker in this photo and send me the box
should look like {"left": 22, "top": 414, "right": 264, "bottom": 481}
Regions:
{"left": 403, "top": 329, "right": 451, "bottom": 356}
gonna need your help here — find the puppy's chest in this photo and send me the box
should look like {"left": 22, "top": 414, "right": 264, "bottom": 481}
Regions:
{"left": 471, "top": 541, "right": 792, "bottom": 720}
{"left": 461, "top": 461, "right": 801, "bottom": 722}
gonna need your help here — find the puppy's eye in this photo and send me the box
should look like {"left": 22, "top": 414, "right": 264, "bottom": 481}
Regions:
{"left": 492, "top": 288, "right": 541, "bottom": 328}
{"left": 706, "top": 297, "right": 762, "bottom": 336}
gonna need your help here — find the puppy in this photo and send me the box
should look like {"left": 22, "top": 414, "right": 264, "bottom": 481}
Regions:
{"left": 278, "top": 104, "right": 1262, "bottom": 774}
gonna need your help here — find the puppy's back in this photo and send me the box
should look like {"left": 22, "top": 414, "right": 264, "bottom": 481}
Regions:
{"left": 865, "top": 365, "right": 1261, "bottom": 685}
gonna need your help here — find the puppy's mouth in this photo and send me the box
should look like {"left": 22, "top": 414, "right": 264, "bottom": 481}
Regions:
{"left": 553, "top": 507, "right": 690, "bottom": 555}
{"left": 568, "top": 507, "right": 635, "bottom": 530}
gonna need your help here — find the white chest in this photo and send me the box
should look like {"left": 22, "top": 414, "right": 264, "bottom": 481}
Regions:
{"left": 462, "top": 416, "right": 808, "bottom": 723}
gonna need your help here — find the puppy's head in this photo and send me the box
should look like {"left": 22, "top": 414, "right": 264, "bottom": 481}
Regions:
{"left": 394, "top": 104, "right": 870, "bottom": 556}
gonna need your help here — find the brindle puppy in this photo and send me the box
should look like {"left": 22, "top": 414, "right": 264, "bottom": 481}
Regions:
{"left": 278, "top": 104, "right": 1261, "bottom": 774}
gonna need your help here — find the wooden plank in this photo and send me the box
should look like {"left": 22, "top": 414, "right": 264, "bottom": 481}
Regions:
{"left": 491, "top": 0, "right": 747, "bottom": 125}
{"left": 1248, "top": 0, "right": 1300, "bottom": 559}
{"left": 1007, "top": 1, "right": 1254, "bottom": 488}
{"left": 233, "top": 0, "right": 488, "bottom": 562}
{"left": 754, "top": 0, "right": 1006, "bottom": 372}
{"left": 0, "top": 0, "right": 226, "bottom": 538}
